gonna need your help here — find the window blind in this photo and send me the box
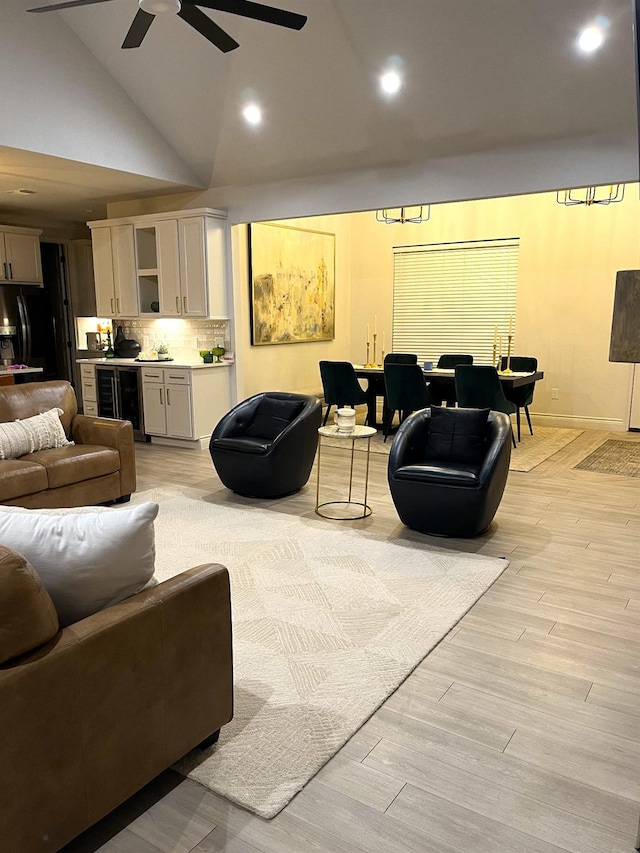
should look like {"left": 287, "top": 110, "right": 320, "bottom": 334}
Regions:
{"left": 392, "top": 238, "right": 519, "bottom": 365}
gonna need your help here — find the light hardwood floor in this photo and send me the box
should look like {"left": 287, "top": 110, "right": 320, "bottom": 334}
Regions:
{"left": 64, "top": 428, "right": 640, "bottom": 853}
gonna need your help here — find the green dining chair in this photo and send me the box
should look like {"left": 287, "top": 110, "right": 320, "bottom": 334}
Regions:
{"left": 383, "top": 363, "right": 432, "bottom": 441}
{"left": 500, "top": 356, "right": 538, "bottom": 441}
{"left": 454, "top": 364, "right": 516, "bottom": 448}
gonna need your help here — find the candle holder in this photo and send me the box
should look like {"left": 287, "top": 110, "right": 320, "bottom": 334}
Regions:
{"left": 372, "top": 332, "right": 378, "bottom": 368}
{"left": 492, "top": 341, "right": 497, "bottom": 369}
{"left": 381, "top": 349, "right": 386, "bottom": 364}
{"left": 501, "top": 334, "right": 514, "bottom": 374}
{"left": 365, "top": 341, "right": 373, "bottom": 367}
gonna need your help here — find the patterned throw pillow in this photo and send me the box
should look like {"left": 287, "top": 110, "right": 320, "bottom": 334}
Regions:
{"left": 0, "top": 408, "right": 72, "bottom": 460}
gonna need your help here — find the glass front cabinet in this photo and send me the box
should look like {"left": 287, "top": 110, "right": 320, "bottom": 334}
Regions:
{"left": 89, "top": 209, "right": 229, "bottom": 320}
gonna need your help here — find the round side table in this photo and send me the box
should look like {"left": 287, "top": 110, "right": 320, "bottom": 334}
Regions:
{"left": 315, "top": 424, "right": 377, "bottom": 519}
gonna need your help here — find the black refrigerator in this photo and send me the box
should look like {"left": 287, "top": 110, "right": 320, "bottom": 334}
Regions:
{"left": 0, "top": 243, "right": 73, "bottom": 381}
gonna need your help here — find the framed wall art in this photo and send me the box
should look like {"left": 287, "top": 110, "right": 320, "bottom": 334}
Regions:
{"left": 249, "top": 222, "right": 335, "bottom": 345}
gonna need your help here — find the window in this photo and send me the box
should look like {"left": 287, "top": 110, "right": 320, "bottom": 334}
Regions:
{"left": 392, "top": 238, "right": 519, "bottom": 365}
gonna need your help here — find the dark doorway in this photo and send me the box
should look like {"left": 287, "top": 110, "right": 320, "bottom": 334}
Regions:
{"left": 22, "top": 242, "right": 74, "bottom": 382}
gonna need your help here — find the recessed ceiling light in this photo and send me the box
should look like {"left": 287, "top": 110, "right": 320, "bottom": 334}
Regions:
{"left": 7, "top": 188, "right": 37, "bottom": 195}
{"left": 577, "top": 17, "right": 610, "bottom": 53}
{"left": 242, "top": 103, "right": 263, "bottom": 126}
{"left": 380, "top": 70, "right": 402, "bottom": 96}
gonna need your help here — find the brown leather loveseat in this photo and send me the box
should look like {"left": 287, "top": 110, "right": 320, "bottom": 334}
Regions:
{"left": 0, "top": 380, "right": 135, "bottom": 507}
{"left": 0, "top": 547, "right": 233, "bottom": 852}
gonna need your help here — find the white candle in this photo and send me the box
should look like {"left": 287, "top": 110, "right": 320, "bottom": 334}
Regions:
{"left": 367, "top": 323, "right": 370, "bottom": 343}
{"left": 382, "top": 331, "right": 385, "bottom": 350}
{"left": 374, "top": 315, "right": 377, "bottom": 334}
{"left": 494, "top": 324, "right": 498, "bottom": 346}
{"left": 509, "top": 315, "right": 513, "bottom": 335}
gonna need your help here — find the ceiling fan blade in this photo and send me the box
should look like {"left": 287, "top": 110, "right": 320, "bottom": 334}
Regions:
{"left": 178, "top": 5, "right": 239, "bottom": 51}
{"left": 122, "top": 8, "right": 155, "bottom": 49}
{"left": 191, "top": 0, "right": 307, "bottom": 30}
{"left": 28, "top": 0, "right": 115, "bottom": 12}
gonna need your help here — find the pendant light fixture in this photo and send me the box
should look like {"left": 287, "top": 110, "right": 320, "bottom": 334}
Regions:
{"left": 556, "top": 185, "right": 625, "bottom": 206}
{"left": 376, "top": 205, "right": 430, "bottom": 224}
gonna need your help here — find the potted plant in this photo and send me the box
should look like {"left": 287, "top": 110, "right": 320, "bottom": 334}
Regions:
{"left": 199, "top": 349, "right": 214, "bottom": 363}
{"left": 157, "top": 342, "right": 171, "bottom": 361}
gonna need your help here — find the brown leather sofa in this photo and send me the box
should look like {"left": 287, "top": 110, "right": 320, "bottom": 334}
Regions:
{"left": 0, "top": 547, "right": 234, "bottom": 853}
{"left": 0, "top": 380, "right": 136, "bottom": 508}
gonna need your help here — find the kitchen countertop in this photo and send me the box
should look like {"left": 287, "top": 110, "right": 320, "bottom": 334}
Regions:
{"left": 0, "top": 367, "right": 44, "bottom": 376}
{"left": 76, "top": 358, "right": 231, "bottom": 369}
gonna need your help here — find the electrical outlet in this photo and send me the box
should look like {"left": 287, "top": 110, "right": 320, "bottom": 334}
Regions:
{"left": 551, "top": 388, "right": 559, "bottom": 400}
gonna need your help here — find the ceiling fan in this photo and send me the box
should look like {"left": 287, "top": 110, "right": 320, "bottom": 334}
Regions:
{"left": 27, "top": 0, "right": 308, "bottom": 52}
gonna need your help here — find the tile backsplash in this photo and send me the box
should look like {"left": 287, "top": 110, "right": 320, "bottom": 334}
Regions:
{"left": 116, "top": 317, "right": 231, "bottom": 361}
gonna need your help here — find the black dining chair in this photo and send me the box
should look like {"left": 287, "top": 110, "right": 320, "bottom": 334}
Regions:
{"left": 428, "top": 354, "right": 474, "bottom": 406}
{"left": 500, "top": 356, "right": 538, "bottom": 441}
{"left": 454, "top": 365, "right": 517, "bottom": 448}
{"left": 383, "top": 363, "right": 432, "bottom": 441}
{"left": 319, "top": 361, "right": 368, "bottom": 426}
{"left": 384, "top": 353, "right": 418, "bottom": 365}
{"left": 381, "top": 354, "right": 418, "bottom": 426}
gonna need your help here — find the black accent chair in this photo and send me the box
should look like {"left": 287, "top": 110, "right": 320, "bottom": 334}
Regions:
{"left": 428, "top": 354, "right": 474, "bottom": 406}
{"left": 209, "top": 392, "right": 321, "bottom": 498}
{"left": 500, "top": 356, "right": 538, "bottom": 441}
{"left": 383, "top": 363, "right": 432, "bottom": 441}
{"left": 455, "top": 365, "right": 517, "bottom": 448}
{"left": 387, "top": 407, "right": 512, "bottom": 537}
{"left": 319, "top": 361, "right": 368, "bottom": 426}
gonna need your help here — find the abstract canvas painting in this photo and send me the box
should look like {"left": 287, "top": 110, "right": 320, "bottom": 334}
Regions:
{"left": 249, "top": 223, "right": 335, "bottom": 345}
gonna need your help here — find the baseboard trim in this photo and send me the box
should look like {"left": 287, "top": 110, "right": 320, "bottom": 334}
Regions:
{"left": 149, "top": 435, "right": 209, "bottom": 450}
{"left": 532, "top": 413, "right": 627, "bottom": 432}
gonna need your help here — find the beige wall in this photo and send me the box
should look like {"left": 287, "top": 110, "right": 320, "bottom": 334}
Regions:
{"left": 348, "top": 190, "right": 640, "bottom": 430}
{"left": 231, "top": 215, "right": 352, "bottom": 400}
{"left": 108, "top": 188, "right": 640, "bottom": 429}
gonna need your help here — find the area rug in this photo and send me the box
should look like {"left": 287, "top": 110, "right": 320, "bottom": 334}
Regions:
{"left": 321, "top": 424, "right": 583, "bottom": 473}
{"left": 574, "top": 439, "right": 640, "bottom": 477}
{"left": 135, "top": 488, "right": 507, "bottom": 819}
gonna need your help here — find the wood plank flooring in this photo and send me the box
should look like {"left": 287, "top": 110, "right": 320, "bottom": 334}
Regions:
{"left": 63, "top": 428, "right": 640, "bottom": 853}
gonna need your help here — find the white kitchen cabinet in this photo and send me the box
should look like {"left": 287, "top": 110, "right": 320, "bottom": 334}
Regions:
{"left": 89, "top": 209, "right": 229, "bottom": 319}
{"left": 79, "top": 363, "right": 98, "bottom": 416}
{"left": 0, "top": 225, "right": 43, "bottom": 285}
{"left": 141, "top": 367, "right": 193, "bottom": 439}
{"left": 91, "top": 225, "right": 138, "bottom": 318}
{"left": 141, "top": 365, "right": 231, "bottom": 448}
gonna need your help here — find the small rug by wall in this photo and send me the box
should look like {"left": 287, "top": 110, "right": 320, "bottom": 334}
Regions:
{"left": 574, "top": 439, "right": 640, "bottom": 477}
{"left": 136, "top": 488, "right": 507, "bottom": 819}
{"left": 321, "top": 425, "right": 583, "bottom": 473}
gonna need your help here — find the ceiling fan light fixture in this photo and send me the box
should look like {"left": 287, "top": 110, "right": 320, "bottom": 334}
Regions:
{"left": 138, "top": 0, "right": 181, "bottom": 15}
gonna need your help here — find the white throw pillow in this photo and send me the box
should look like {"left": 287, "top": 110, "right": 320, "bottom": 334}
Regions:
{"left": 0, "top": 407, "right": 72, "bottom": 460}
{"left": 0, "top": 502, "right": 159, "bottom": 627}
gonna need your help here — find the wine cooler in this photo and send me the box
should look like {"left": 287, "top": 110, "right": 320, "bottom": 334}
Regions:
{"left": 95, "top": 365, "right": 146, "bottom": 440}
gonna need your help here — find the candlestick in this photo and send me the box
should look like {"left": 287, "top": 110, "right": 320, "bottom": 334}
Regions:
{"left": 365, "top": 341, "right": 371, "bottom": 367}
{"left": 372, "top": 332, "right": 378, "bottom": 368}
{"left": 502, "top": 334, "right": 514, "bottom": 374}
{"left": 492, "top": 341, "right": 497, "bottom": 369}
{"left": 498, "top": 335, "right": 503, "bottom": 365}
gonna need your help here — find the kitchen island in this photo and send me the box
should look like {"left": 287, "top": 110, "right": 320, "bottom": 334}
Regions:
{"left": 77, "top": 358, "right": 232, "bottom": 449}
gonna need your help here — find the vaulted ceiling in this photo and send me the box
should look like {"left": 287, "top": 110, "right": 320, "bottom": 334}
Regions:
{"left": 0, "top": 0, "right": 637, "bottom": 224}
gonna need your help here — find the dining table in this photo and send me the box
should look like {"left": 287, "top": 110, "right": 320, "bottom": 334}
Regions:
{"left": 353, "top": 365, "right": 545, "bottom": 429}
